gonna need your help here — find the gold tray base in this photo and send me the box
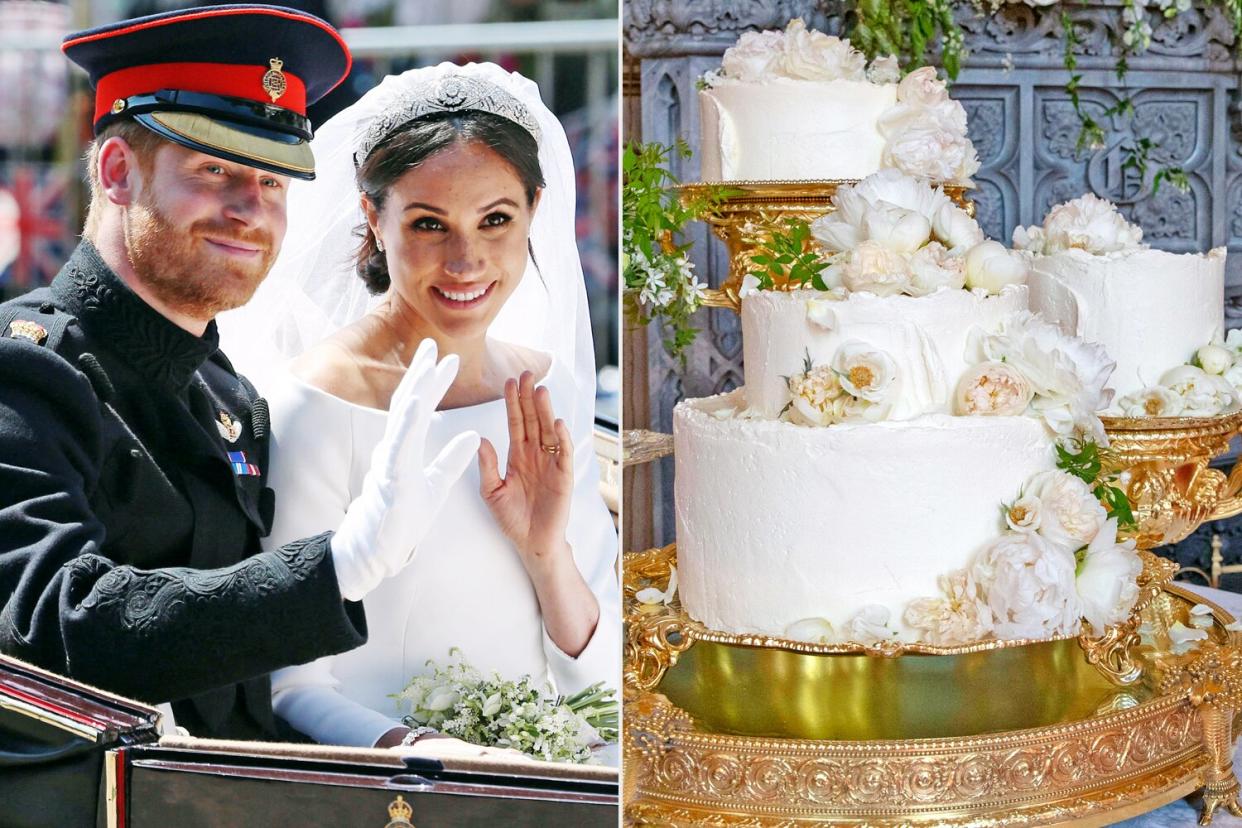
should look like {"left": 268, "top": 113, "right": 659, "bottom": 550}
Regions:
{"left": 625, "top": 551, "right": 1242, "bottom": 826}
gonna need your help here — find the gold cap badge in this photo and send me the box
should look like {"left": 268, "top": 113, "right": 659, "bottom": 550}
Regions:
{"left": 262, "top": 57, "right": 287, "bottom": 103}
{"left": 111, "top": 98, "right": 127, "bottom": 114}
{"left": 8, "top": 320, "right": 47, "bottom": 345}
{"left": 385, "top": 794, "right": 414, "bottom": 827}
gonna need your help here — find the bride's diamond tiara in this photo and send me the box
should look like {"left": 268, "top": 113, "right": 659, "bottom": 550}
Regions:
{"left": 354, "top": 74, "right": 541, "bottom": 167}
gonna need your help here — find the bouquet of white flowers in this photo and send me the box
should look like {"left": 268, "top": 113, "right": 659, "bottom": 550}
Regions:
{"left": 391, "top": 651, "right": 618, "bottom": 764}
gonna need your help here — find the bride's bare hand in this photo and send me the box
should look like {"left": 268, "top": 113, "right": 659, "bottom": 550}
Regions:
{"left": 478, "top": 371, "right": 574, "bottom": 570}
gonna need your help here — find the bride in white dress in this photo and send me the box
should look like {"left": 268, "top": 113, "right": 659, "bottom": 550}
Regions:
{"left": 218, "top": 63, "right": 619, "bottom": 752}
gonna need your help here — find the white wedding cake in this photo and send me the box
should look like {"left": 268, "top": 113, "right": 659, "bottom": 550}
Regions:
{"left": 698, "top": 20, "right": 979, "bottom": 183}
{"left": 1018, "top": 194, "right": 1235, "bottom": 416}
{"left": 670, "top": 172, "right": 1142, "bottom": 647}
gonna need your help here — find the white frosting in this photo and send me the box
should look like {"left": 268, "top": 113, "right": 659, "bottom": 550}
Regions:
{"left": 741, "top": 286, "right": 1029, "bottom": 419}
{"left": 698, "top": 79, "right": 897, "bottom": 181}
{"left": 674, "top": 391, "right": 1058, "bottom": 640}
{"left": 1027, "top": 247, "right": 1225, "bottom": 401}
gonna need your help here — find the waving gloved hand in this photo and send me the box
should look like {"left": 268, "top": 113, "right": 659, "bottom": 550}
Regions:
{"left": 330, "top": 339, "right": 480, "bottom": 601}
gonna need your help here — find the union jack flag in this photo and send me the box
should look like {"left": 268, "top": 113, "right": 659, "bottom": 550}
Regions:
{"left": 0, "top": 164, "right": 72, "bottom": 291}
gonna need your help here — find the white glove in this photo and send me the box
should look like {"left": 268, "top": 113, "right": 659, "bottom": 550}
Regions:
{"left": 330, "top": 339, "right": 480, "bottom": 601}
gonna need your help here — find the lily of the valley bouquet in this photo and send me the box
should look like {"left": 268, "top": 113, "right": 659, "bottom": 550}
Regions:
{"left": 392, "top": 651, "right": 618, "bottom": 765}
{"left": 702, "top": 20, "right": 979, "bottom": 183}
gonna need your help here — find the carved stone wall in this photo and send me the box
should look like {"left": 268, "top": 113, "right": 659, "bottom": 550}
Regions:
{"left": 625, "top": 0, "right": 1242, "bottom": 561}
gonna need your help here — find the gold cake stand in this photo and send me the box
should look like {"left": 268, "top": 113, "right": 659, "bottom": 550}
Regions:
{"left": 624, "top": 545, "right": 1242, "bottom": 826}
{"left": 679, "top": 180, "right": 974, "bottom": 313}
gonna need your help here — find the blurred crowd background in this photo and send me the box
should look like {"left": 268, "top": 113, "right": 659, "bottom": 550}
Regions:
{"left": 0, "top": 0, "right": 619, "bottom": 420}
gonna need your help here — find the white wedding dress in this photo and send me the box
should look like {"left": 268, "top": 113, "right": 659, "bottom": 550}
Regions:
{"left": 260, "top": 349, "right": 620, "bottom": 749}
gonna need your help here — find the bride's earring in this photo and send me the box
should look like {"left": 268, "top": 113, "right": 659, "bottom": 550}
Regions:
{"left": 376, "top": 237, "right": 385, "bottom": 253}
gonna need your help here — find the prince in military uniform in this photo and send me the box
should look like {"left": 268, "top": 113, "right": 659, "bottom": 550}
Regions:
{"left": 0, "top": 5, "right": 478, "bottom": 740}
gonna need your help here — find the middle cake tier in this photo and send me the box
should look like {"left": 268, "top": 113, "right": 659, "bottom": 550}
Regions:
{"left": 674, "top": 392, "right": 1058, "bottom": 642}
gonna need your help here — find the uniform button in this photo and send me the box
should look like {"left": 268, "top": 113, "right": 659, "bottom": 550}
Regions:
{"left": 39, "top": 302, "right": 54, "bottom": 314}
{"left": 129, "top": 448, "right": 141, "bottom": 459}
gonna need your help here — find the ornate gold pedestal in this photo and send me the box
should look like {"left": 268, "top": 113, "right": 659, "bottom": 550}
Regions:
{"left": 624, "top": 546, "right": 1242, "bottom": 826}
{"left": 1101, "top": 411, "right": 1242, "bottom": 550}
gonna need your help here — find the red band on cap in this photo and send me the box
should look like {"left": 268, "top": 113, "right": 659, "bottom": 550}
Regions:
{"left": 94, "top": 61, "right": 307, "bottom": 123}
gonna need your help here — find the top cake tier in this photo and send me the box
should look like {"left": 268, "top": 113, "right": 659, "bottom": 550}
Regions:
{"left": 697, "top": 20, "right": 978, "bottom": 183}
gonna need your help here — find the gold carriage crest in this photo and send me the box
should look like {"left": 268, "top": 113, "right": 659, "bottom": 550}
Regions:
{"left": 385, "top": 795, "right": 415, "bottom": 827}
{"left": 262, "top": 58, "right": 287, "bottom": 103}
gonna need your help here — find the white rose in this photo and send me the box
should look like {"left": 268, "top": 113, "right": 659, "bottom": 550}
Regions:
{"left": 832, "top": 341, "right": 898, "bottom": 402}
{"left": 955, "top": 360, "right": 1034, "bottom": 416}
{"left": 964, "top": 241, "right": 1029, "bottom": 294}
{"left": 719, "top": 28, "right": 784, "bottom": 82}
{"left": 848, "top": 168, "right": 952, "bottom": 225}
{"left": 1160, "top": 364, "right": 1238, "bottom": 416}
{"left": 810, "top": 214, "right": 861, "bottom": 254}
{"left": 1025, "top": 469, "right": 1108, "bottom": 550}
{"left": 972, "top": 531, "right": 1082, "bottom": 639}
{"left": 1197, "top": 344, "right": 1234, "bottom": 376}
{"left": 1118, "top": 386, "right": 1185, "bottom": 417}
{"left": 907, "top": 241, "right": 966, "bottom": 296}
{"left": 1074, "top": 518, "right": 1141, "bottom": 634}
{"left": 785, "top": 617, "right": 836, "bottom": 643}
{"left": 844, "top": 605, "right": 898, "bottom": 644}
{"left": 883, "top": 126, "right": 981, "bottom": 184}
{"left": 895, "top": 66, "right": 949, "bottom": 107}
{"left": 1011, "top": 224, "right": 1046, "bottom": 254}
{"left": 787, "top": 365, "right": 845, "bottom": 427}
{"left": 1005, "top": 494, "right": 1043, "bottom": 533}
{"left": 866, "top": 54, "right": 901, "bottom": 84}
{"left": 904, "top": 570, "right": 992, "bottom": 646}
{"left": 778, "top": 19, "right": 866, "bottom": 81}
{"left": 1039, "top": 193, "right": 1146, "bottom": 255}
{"left": 933, "top": 203, "right": 985, "bottom": 253}
{"left": 842, "top": 240, "right": 912, "bottom": 296}
{"left": 863, "top": 203, "right": 932, "bottom": 252}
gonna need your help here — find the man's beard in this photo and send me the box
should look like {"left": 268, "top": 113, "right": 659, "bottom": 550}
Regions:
{"left": 124, "top": 193, "right": 277, "bottom": 323}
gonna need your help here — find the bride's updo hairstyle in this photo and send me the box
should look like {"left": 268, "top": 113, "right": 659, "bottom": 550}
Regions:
{"left": 354, "top": 110, "right": 545, "bottom": 295}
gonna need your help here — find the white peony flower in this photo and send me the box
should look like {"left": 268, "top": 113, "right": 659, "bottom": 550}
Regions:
{"left": 1225, "top": 327, "right": 1242, "bottom": 357}
{"left": 1197, "top": 344, "right": 1234, "bottom": 376}
{"left": 1168, "top": 620, "right": 1209, "bottom": 648}
{"left": 955, "top": 360, "right": 1035, "bottom": 416}
{"left": 863, "top": 203, "right": 932, "bottom": 253}
{"left": 1005, "top": 494, "right": 1043, "bottom": 533}
{"left": 907, "top": 241, "right": 966, "bottom": 296}
{"left": 739, "top": 273, "right": 761, "bottom": 297}
{"left": 787, "top": 365, "right": 845, "bottom": 427}
{"left": 1118, "top": 386, "right": 1185, "bottom": 418}
{"left": 785, "top": 617, "right": 836, "bottom": 643}
{"left": 964, "top": 240, "right": 1029, "bottom": 294}
{"left": 1160, "top": 364, "right": 1238, "bottom": 416}
{"left": 1037, "top": 193, "right": 1146, "bottom": 255}
{"left": 777, "top": 19, "right": 867, "bottom": 81}
{"left": 933, "top": 203, "right": 985, "bottom": 253}
{"left": 1074, "top": 518, "right": 1141, "bottom": 634}
{"left": 866, "top": 54, "right": 901, "bottom": 84}
{"left": 720, "top": 28, "right": 784, "bottom": 82}
{"left": 904, "top": 569, "right": 993, "bottom": 645}
{"left": 832, "top": 341, "right": 898, "bottom": 402}
{"left": 847, "top": 169, "right": 952, "bottom": 225}
{"left": 1226, "top": 362, "right": 1242, "bottom": 393}
{"left": 844, "top": 605, "right": 899, "bottom": 644}
{"left": 842, "top": 240, "right": 912, "bottom": 296}
{"left": 894, "top": 66, "right": 949, "bottom": 107}
{"left": 1025, "top": 469, "right": 1108, "bottom": 550}
{"left": 971, "top": 532, "right": 1082, "bottom": 639}
{"left": 635, "top": 566, "right": 678, "bottom": 605}
{"left": 809, "top": 214, "right": 860, "bottom": 254}
{"left": 971, "top": 311, "right": 1115, "bottom": 417}
{"left": 882, "top": 126, "right": 981, "bottom": 184}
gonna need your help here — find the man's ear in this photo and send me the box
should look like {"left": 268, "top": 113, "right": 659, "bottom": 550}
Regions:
{"left": 97, "top": 136, "right": 144, "bottom": 207}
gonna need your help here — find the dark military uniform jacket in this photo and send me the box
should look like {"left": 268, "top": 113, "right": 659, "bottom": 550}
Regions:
{"left": 0, "top": 241, "right": 367, "bottom": 740}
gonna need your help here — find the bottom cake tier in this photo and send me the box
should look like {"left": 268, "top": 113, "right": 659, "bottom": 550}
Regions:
{"left": 673, "top": 390, "right": 1058, "bottom": 642}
